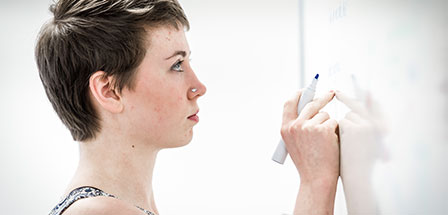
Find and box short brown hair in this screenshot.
[35,0,189,141]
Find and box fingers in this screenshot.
[308,111,330,125]
[282,90,302,125]
[334,90,354,107]
[335,90,367,117]
[298,91,335,121]
[322,118,338,132]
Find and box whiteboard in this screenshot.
[300,0,448,214]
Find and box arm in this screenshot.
[294,177,338,214]
[281,90,339,215]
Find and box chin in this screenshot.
[165,130,193,148]
[165,140,191,148]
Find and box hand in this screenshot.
[335,90,386,214]
[336,90,388,169]
[281,90,339,184]
[281,90,340,214]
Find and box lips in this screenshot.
[188,110,199,122]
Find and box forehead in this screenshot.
[145,26,189,57]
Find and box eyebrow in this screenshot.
[165,50,191,60]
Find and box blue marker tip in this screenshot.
[315,74,319,79]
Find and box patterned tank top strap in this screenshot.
[48,186,154,215]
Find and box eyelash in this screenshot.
[171,60,184,72]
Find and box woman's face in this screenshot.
[120,26,206,149]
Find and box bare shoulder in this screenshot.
[63,196,144,215]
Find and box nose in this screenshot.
[188,72,206,100]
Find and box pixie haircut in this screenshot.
[35,0,189,141]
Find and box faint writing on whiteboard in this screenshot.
[328,63,341,77]
[330,0,347,23]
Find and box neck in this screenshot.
[67,132,160,214]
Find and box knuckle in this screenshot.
[301,122,314,133]
[296,120,306,130]
[323,120,337,132]
[281,122,299,135]
[280,125,289,136]
[288,124,298,134]
[315,125,326,134]
[289,122,303,135]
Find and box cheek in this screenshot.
[151,87,185,123]
[131,73,186,126]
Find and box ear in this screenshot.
[89,71,123,113]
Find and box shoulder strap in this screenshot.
[49,186,154,215]
[49,186,115,215]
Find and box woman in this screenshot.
[35,0,340,214]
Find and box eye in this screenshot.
[171,60,184,72]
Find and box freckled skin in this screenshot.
[118,26,206,149]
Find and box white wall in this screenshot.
[0,0,311,214]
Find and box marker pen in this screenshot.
[272,74,319,164]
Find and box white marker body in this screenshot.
[272,77,318,164]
